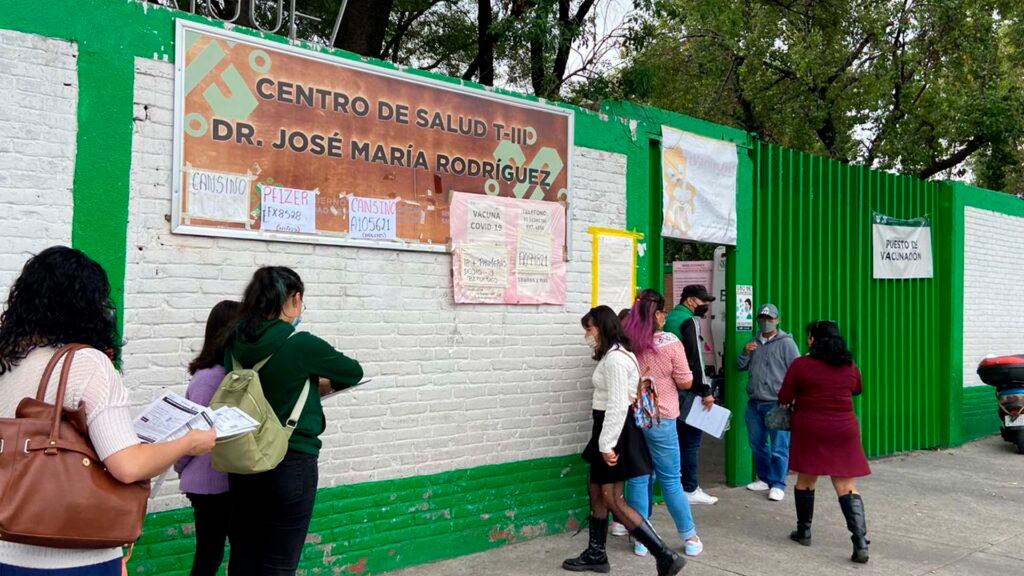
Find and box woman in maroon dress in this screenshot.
[778,321,870,564]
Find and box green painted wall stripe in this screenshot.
[71,49,135,331]
[133,453,589,575]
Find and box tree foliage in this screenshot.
[590,0,1024,191]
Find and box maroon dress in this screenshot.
[778,356,871,478]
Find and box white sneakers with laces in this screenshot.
[686,487,719,505]
[610,521,628,536]
[746,480,770,492]
[768,487,786,502]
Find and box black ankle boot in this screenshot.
[839,493,870,564]
[629,519,686,576]
[562,516,611,573]
[789,488,814,546]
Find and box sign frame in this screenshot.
[171,20,574,254]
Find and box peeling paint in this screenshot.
[346,557,369,575]
[487,525,516,544]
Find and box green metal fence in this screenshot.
[752,142,949,457]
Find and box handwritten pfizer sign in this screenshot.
[872,213,933,279]
[187,168,250,222]
[348,196,398,240]
[261,185,317,233]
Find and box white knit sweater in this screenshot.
[591,345,639,453]
[0,346,139,569]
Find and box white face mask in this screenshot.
[585,334,598,350]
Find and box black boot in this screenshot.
[562,516,611,573]
[789,488,814,546]
[839,493,870,564]
[629,519,686,576]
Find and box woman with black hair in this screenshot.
[563,306,685,576]
[225,266,364,575]
[778,321,871,564]
[0,246,216,575]
[175,300,241,576]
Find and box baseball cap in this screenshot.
[680,284,716,303]
[758,303,780,319]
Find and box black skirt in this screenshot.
[582,408,653,485]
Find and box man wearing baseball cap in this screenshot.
[664,284,719,505]
[737,303,801,502]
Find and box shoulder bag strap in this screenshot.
[44,344,88,453]
[35,344,87,401]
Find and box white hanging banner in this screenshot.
[872,213,933,279]
[661,126,738,245]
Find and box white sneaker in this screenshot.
[768,488,786,501]
[684,537,704,557]
[610,521,628,536]
[746,480,770,492]
[633,540,649,556]
[686,487,719,505]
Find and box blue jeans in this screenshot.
[745,400,791,489]
[626,418,698,540]
[0,559,121,575]
[677,420,703,493]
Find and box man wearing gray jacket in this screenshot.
[737,303,801,502]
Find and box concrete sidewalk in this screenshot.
[393,437,1023,575]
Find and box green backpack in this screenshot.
[210,345,309,474]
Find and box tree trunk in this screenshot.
[476,0,495,85]
[333,0,396,58]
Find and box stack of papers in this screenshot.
[684,400,732,439]
[134,392,259,443]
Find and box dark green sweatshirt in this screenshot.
[224,320,363,456]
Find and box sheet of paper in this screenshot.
[321,379,373,401]
[261,185,317,233]
[348,196,398,240]
[210,406,260,438]
[134,392,208,444]
[684,400,731,439]
[186,168,251,222]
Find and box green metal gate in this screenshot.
[752,143,949,457]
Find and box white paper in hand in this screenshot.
[684,400,731,439]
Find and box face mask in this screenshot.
[693,304,709,317]
[760,319,778,333]
[585,334,598,350]
[291,315,302,329]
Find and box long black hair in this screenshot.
[581,305,629,361]
[189,300,241,375]
[0,246,120,374]
[807,320,853,367]
[234,266,304,341]
[624,289,665,357]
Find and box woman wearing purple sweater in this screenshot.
[175,300,241,576]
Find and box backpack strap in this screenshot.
[230,330,300,373]
[285,382,310,429]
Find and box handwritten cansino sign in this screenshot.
[172,21,573,251]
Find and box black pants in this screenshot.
[677,419,704,493]
[228,451,318,576]
[187,492,232,576]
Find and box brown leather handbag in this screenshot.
[0,344,151,548]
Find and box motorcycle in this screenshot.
[977,354,1024,454]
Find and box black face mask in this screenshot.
[693,304,709,317]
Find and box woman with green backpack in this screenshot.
[223,266,363,575]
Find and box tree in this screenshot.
[593,0,1024,190]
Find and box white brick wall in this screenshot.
[128,58,629,510]
[0,30,77,293]
[963,206,1024,387]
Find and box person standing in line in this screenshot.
[623,290,704,558]
[563,306,685,576]
[663,285,719,505]
[175,300,241,576]
[225,267,364,575]
[737,303,800,502]
[611,306,641,538]
[0,246,216,575]
[779,321,871,563]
